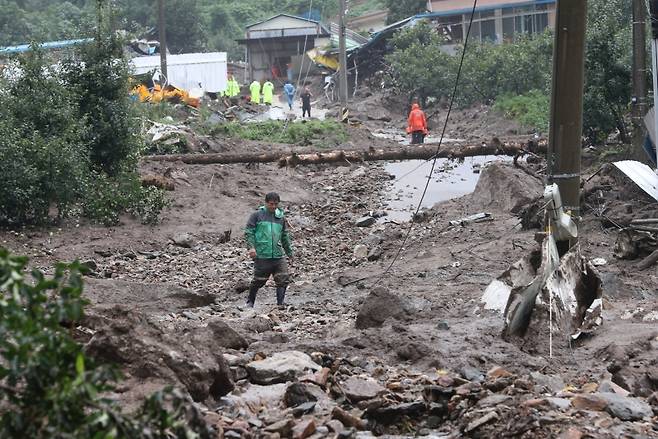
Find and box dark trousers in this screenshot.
[411,131,425,144]
[247,258,289,305]
[302,105,311,118]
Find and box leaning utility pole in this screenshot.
[158,0,168,82]
[338,0,349,121]
[547,0,588,227]
[632,0,648,157]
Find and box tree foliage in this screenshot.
[386,0,636,143]
[385,0,426,24]
[0,3,167,226]
[0,247,213,438]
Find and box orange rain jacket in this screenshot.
[406,103,428,134]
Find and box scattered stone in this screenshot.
[365,401,426,422]
[265,419,295,436]
[325,419,345,433]
[366,246,382,261]
[332,407,367,430]
[246,351,321,385]
[206,318,249,349]
[487,366,513,379]
[598,379,630,397]
[530,372,566,393]
[464,411,499,433]
[571,394,607,412]
[545,397,571,411]
[355,287,411,329]
[172,233,194,248]
[341,376,385,402]
[292,419,316,439]
[355,216,376,227]
[558,428,584,439]
[353,244,368,260]
[598,392,653,421]
[436,321,450,331]
[285,382,318,407]
[477,394,512,408]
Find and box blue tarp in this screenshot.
[0,38,93,55]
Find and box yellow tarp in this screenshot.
[306,48,339,71]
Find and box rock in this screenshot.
[355,287,419,329]
[172,233,194,248]
[599,379,630,397]
[293,402,317,417]
[545,397,571,410]
[355,216,376,227]
[598,393,653,421]
[341,376,385,402]
[293,419,316,439]
[530,372,566,393]
[487,366,514,379]
[85,305,233,402]
[477,394,512,408]
[332,407,367,430]
[265,419,295,436]
[81,259,98,272]
[571,394,607,412]
[205,318,249,349]
[364,401,426,422]
[301,368,331,388]
[325,420,345,433]
[395,342,429,362]
[366,109,392,122]
[558,428,584,439]
[471,162,543,213]
[436,321,450,331]
[246,351,321,385]
[353,245,368,260]
[285,382,318,407]
[366,247,382,261]
[464,411,498,433]
[460,366,484,382]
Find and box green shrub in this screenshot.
[213,120,348,146]
[494,90,550,133]
[0,247,212,438]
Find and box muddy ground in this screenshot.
[2,89,657,438]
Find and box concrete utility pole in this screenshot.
[649,0,658,168]
[632,0,648,157]
[338,0,349,120]
[158,0,168,82]
[547,0,587,225]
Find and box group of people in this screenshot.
[225,75,313,117]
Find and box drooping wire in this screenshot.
[369,0,480,287]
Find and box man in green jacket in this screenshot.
[244,192,293,308]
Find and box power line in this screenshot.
[369,0,480,288]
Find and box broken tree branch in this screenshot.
[143,142,546,167]
[636,249,658,270]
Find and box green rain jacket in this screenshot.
[245,207,293,259]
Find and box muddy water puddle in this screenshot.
[382,156,512,222]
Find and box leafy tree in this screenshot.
[0,247,213,438]
[385,0,426,24]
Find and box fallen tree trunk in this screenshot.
[143,141,546,167]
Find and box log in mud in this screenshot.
[143,141,546,167]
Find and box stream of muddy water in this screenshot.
[383,156,513,221]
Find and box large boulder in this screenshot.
[84,305,234,402]
[355,287,430,329]
[246,351,321,385]
[470,162,543,213]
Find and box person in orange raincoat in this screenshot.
[406,103,428,144]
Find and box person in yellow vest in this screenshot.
[225,75,240,98]
[262,79,274,105]
[250,80,261,104]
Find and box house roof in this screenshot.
[246,13,323,29]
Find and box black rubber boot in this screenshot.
[246,286,259,307]
[276,286,287,306]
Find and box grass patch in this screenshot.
[212,120,348,147]
[494,90,550,133]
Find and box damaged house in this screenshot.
[238,14,331,82]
